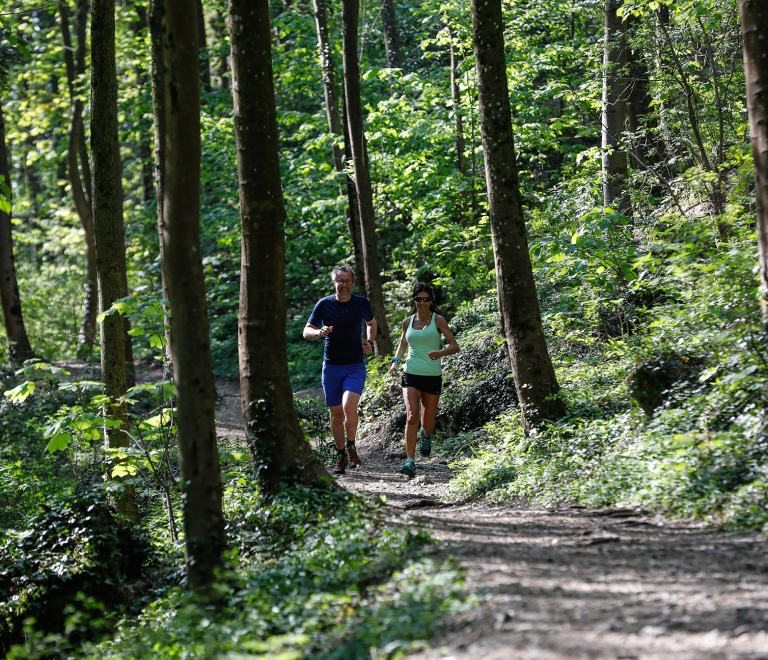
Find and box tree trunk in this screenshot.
[470,0,566,434]
[380,0,401,68]
[312,0,366,292]
[0,105,35,365]
[602,0,631,215]
[91,0,135,519]
[196,0,212,95]
[625,16,657,169]
[58,3,99,354]
[209,10,229,89]
[341,0,393,354]
[228,0,330,491]
[162,0,225,590]
[740,0,768,329]
[149,0,172,357]
[449,25,467,176]
[113,82,136,388]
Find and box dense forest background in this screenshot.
[1,0,767,656]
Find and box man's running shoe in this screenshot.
[419,429,432,458]
[332,453,348,476]
[347,443,361,469]
[399,457,416,477]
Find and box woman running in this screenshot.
[389,283,460,476]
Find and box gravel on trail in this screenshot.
[217,381,768,659]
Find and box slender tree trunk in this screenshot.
[312,0,366,292]
[471,0,566,434]
[149,0,172,357]
[162,0,225,590]
[380,0,401,68]
[196,0,212,95]
[625,16,657,169]
[113,83,136,388]
[91,0,135,519]
[602,0,631,214]
[58,4,99,353]
[228,0,330,491]
[210,10,229,89]
[0,105,35,364]
[449,25,467,176]
[76,0,92,204]
[740,0,768,329]
[341,0,393,354]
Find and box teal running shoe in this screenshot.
[419,429,432,458]
[399,457,416,477]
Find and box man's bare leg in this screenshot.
[342,391,361,443]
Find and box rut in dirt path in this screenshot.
[214,381,768,660]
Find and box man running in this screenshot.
[304,264,377,476]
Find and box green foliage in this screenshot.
[8,487,468,660]
[0,488,156,653]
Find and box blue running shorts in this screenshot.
[321,362,367,407]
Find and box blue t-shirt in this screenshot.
[307,294,374,365]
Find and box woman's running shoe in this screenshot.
[399,457,416,477]
[419,429,432,457]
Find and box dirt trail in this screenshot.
[209,382,768,659]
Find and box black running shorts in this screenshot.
[401,372,442,396]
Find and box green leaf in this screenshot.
[45,432,72,453]
[127,327,145,336]
[4,381,35,404]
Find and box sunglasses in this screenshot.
[413,296,433,303]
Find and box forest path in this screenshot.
[210,380,768,659]
[45,366,768,658]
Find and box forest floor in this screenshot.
[208,379,768,660]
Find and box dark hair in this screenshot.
[412,282,443,315]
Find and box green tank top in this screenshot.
[404,313,442,376]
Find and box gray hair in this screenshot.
[331,264,355,281]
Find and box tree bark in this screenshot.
[228,0,330,491]
[625,16,657,168]
[448,25,467,176]
[601,0,631,214]
[196,0,212,95]
[740,0,768,329]
[113,81,136,388]
[149,0,172,357]
[162,0,225,590]
[470,0,566,434]
[312,0,366,292]
[58,3,98,353]
[91,0,135,519]
[209,10,229,89]
[380,0,401,68]
[0,104,35,364]
[341,0,393,354]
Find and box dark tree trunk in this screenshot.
[470,0,566,434]
[196,0,212,95]
[602,0,631,214]
[740,0,768,329]
[161,0,225,590]
[228,0,330,491]
[380,0,401,68]
[341,0,393,354]
[625,16,657,168]
[58,3,98,353]
[0,105,35,364]
[312,0,366,292]
[91,0,135,519]
[449,25,467,176]
[209,10,229,89]
[113,83,136,388]
[149,0,172,356]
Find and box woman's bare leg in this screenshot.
[420,392,440,439]
[403,387,422,459]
